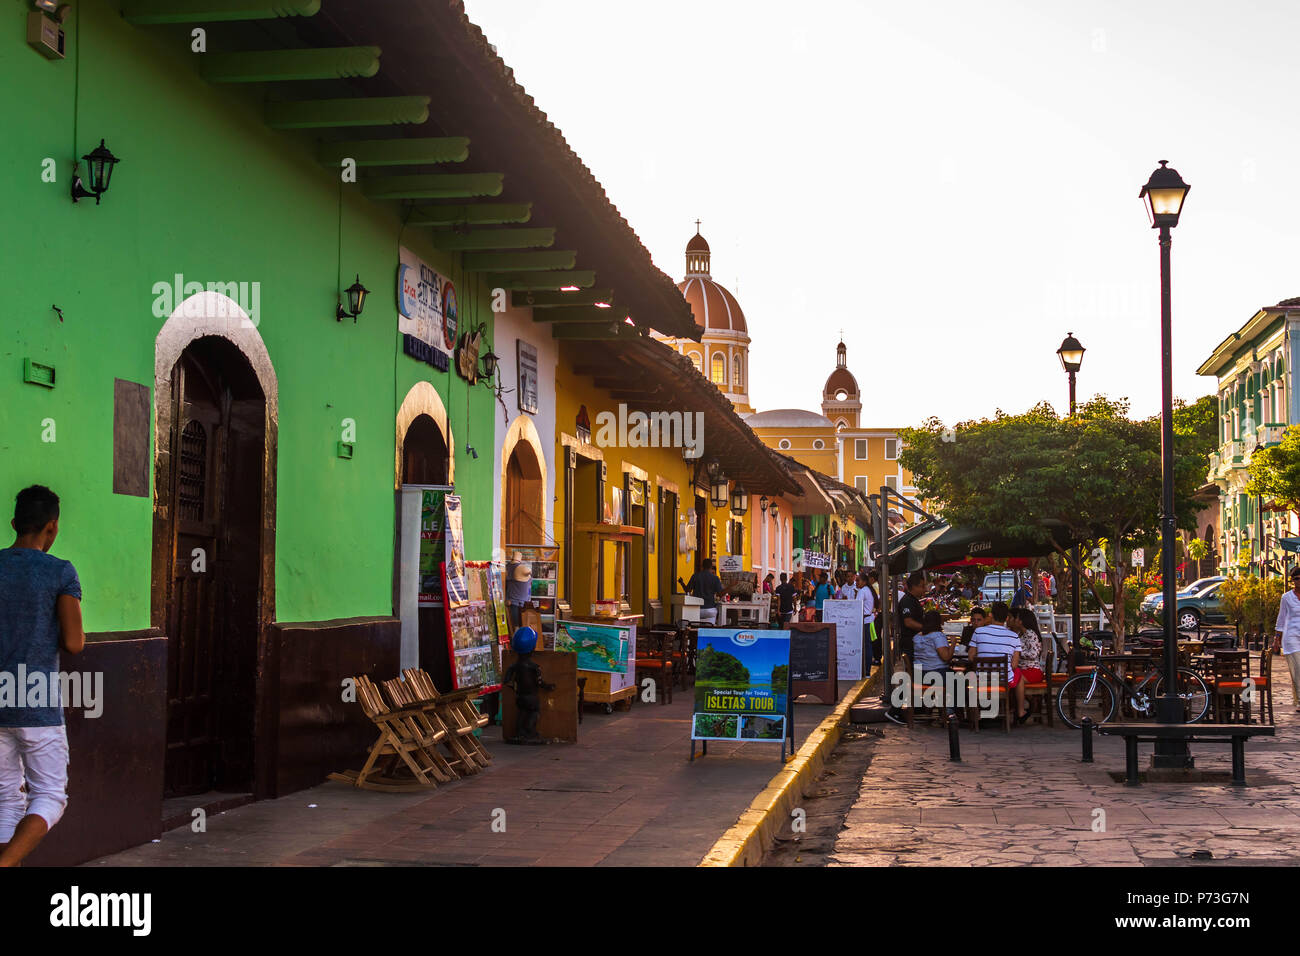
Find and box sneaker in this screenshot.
[884,708,907,725]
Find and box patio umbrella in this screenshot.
[1278,537,1300,554]
[886,521,1059,573]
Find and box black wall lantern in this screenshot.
[709,472,729,509]
[730,482,749,516]
[479,344,500,383]
[759,495,769,514]
[71,139,120,204]
[336,274,369,322]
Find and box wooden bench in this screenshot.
[1095,722,1275,787]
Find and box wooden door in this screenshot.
[163,338,264,796]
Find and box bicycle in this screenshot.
[1056,652,1209,729]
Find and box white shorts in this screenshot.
[0,725,70,841]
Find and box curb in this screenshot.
[698,669,882,867]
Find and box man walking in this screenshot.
[1273,567,1300,713]
[773,572,797,628]
[0,486,85,867]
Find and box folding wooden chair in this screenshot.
[382,676,484,776]
[327,675,457,791]
[401,668,493,767]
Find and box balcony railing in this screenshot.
[1258,423,1287,447]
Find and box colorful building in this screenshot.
[1197,296,1300,575]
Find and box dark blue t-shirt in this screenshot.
[0,547,81,727]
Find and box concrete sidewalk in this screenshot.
[87,693,832,867]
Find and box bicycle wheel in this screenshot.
[1057,674,1117,729]
[1153,667,1210,723]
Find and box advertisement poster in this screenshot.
[397,246,456,367]
[554,620,629,674]
[418,489,447,605]
[822,598,865,681]
[487,562,509,643]
[647,501,656,554]
[444,493,467,607]
[444,560,501,692]
[792,548,831,572]
[692,628,791,741]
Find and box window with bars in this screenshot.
[178,420,207,521]
[884,438,900,460]
[855,438,867,460]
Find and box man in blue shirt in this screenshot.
[0,486,85,867]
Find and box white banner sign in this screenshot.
[822,598,865,681]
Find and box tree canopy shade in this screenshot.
[1246,426,1300,511]
[898,395,1216,639]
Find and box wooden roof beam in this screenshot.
[362,173,503,200]
[316,137,470,167]
[407,203,531,226]
[266,96,429,129]
[123,0,319,23]
[201,46,380,83]
[487,271,595,291]
[464,251,576,272]
[430,227,555,251]
[513,289,613,308]
[531,305,622,323]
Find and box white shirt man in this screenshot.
[839,579,859,601]
[1273,569,1300,711]
[968,608,1022,683]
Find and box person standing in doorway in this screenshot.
[0,486,85,867]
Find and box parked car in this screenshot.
[978,571,1018,605]
[1140,579,1227,630]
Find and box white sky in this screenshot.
[464,0,1300,427]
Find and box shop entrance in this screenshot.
[155,336,265,798]
[657,489,676,606]
[505,441,544,545]
[400,413,452,688]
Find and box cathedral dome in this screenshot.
[677,228,747,334]
[822,341,859,401]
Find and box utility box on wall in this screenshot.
[28,10,66,60]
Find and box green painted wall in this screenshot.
[1,1,496,630]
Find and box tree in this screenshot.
[900,396,1210,647]
[696,645,749,684]
[1246,426,1300,510]
[770,664,789,688]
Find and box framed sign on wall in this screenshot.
[517,340,539,415]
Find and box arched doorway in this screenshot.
[154,335,266,797]
[402,414,449,485]
[394,384,455,688]
[504,441,544,545]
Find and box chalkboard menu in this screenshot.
[790,628,830,681]
[789,623,838,704]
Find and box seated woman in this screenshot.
[913,610,954,675]
[1006,607,1046,724]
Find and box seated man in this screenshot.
[684,558,723,625]
[967,601,1022,722]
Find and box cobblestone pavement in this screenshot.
[781,654,1300,867]
[87,693,829,867]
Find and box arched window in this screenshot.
[711,352,726,385]
[688,351,702,372]
[733,354,743,389]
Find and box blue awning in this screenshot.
[1278,537,1300,553]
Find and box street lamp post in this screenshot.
[1057,333,1086,652]
[1140,160,1192,767]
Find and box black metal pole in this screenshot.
[1069,370,1081,654]
[1154,224,1191,766]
